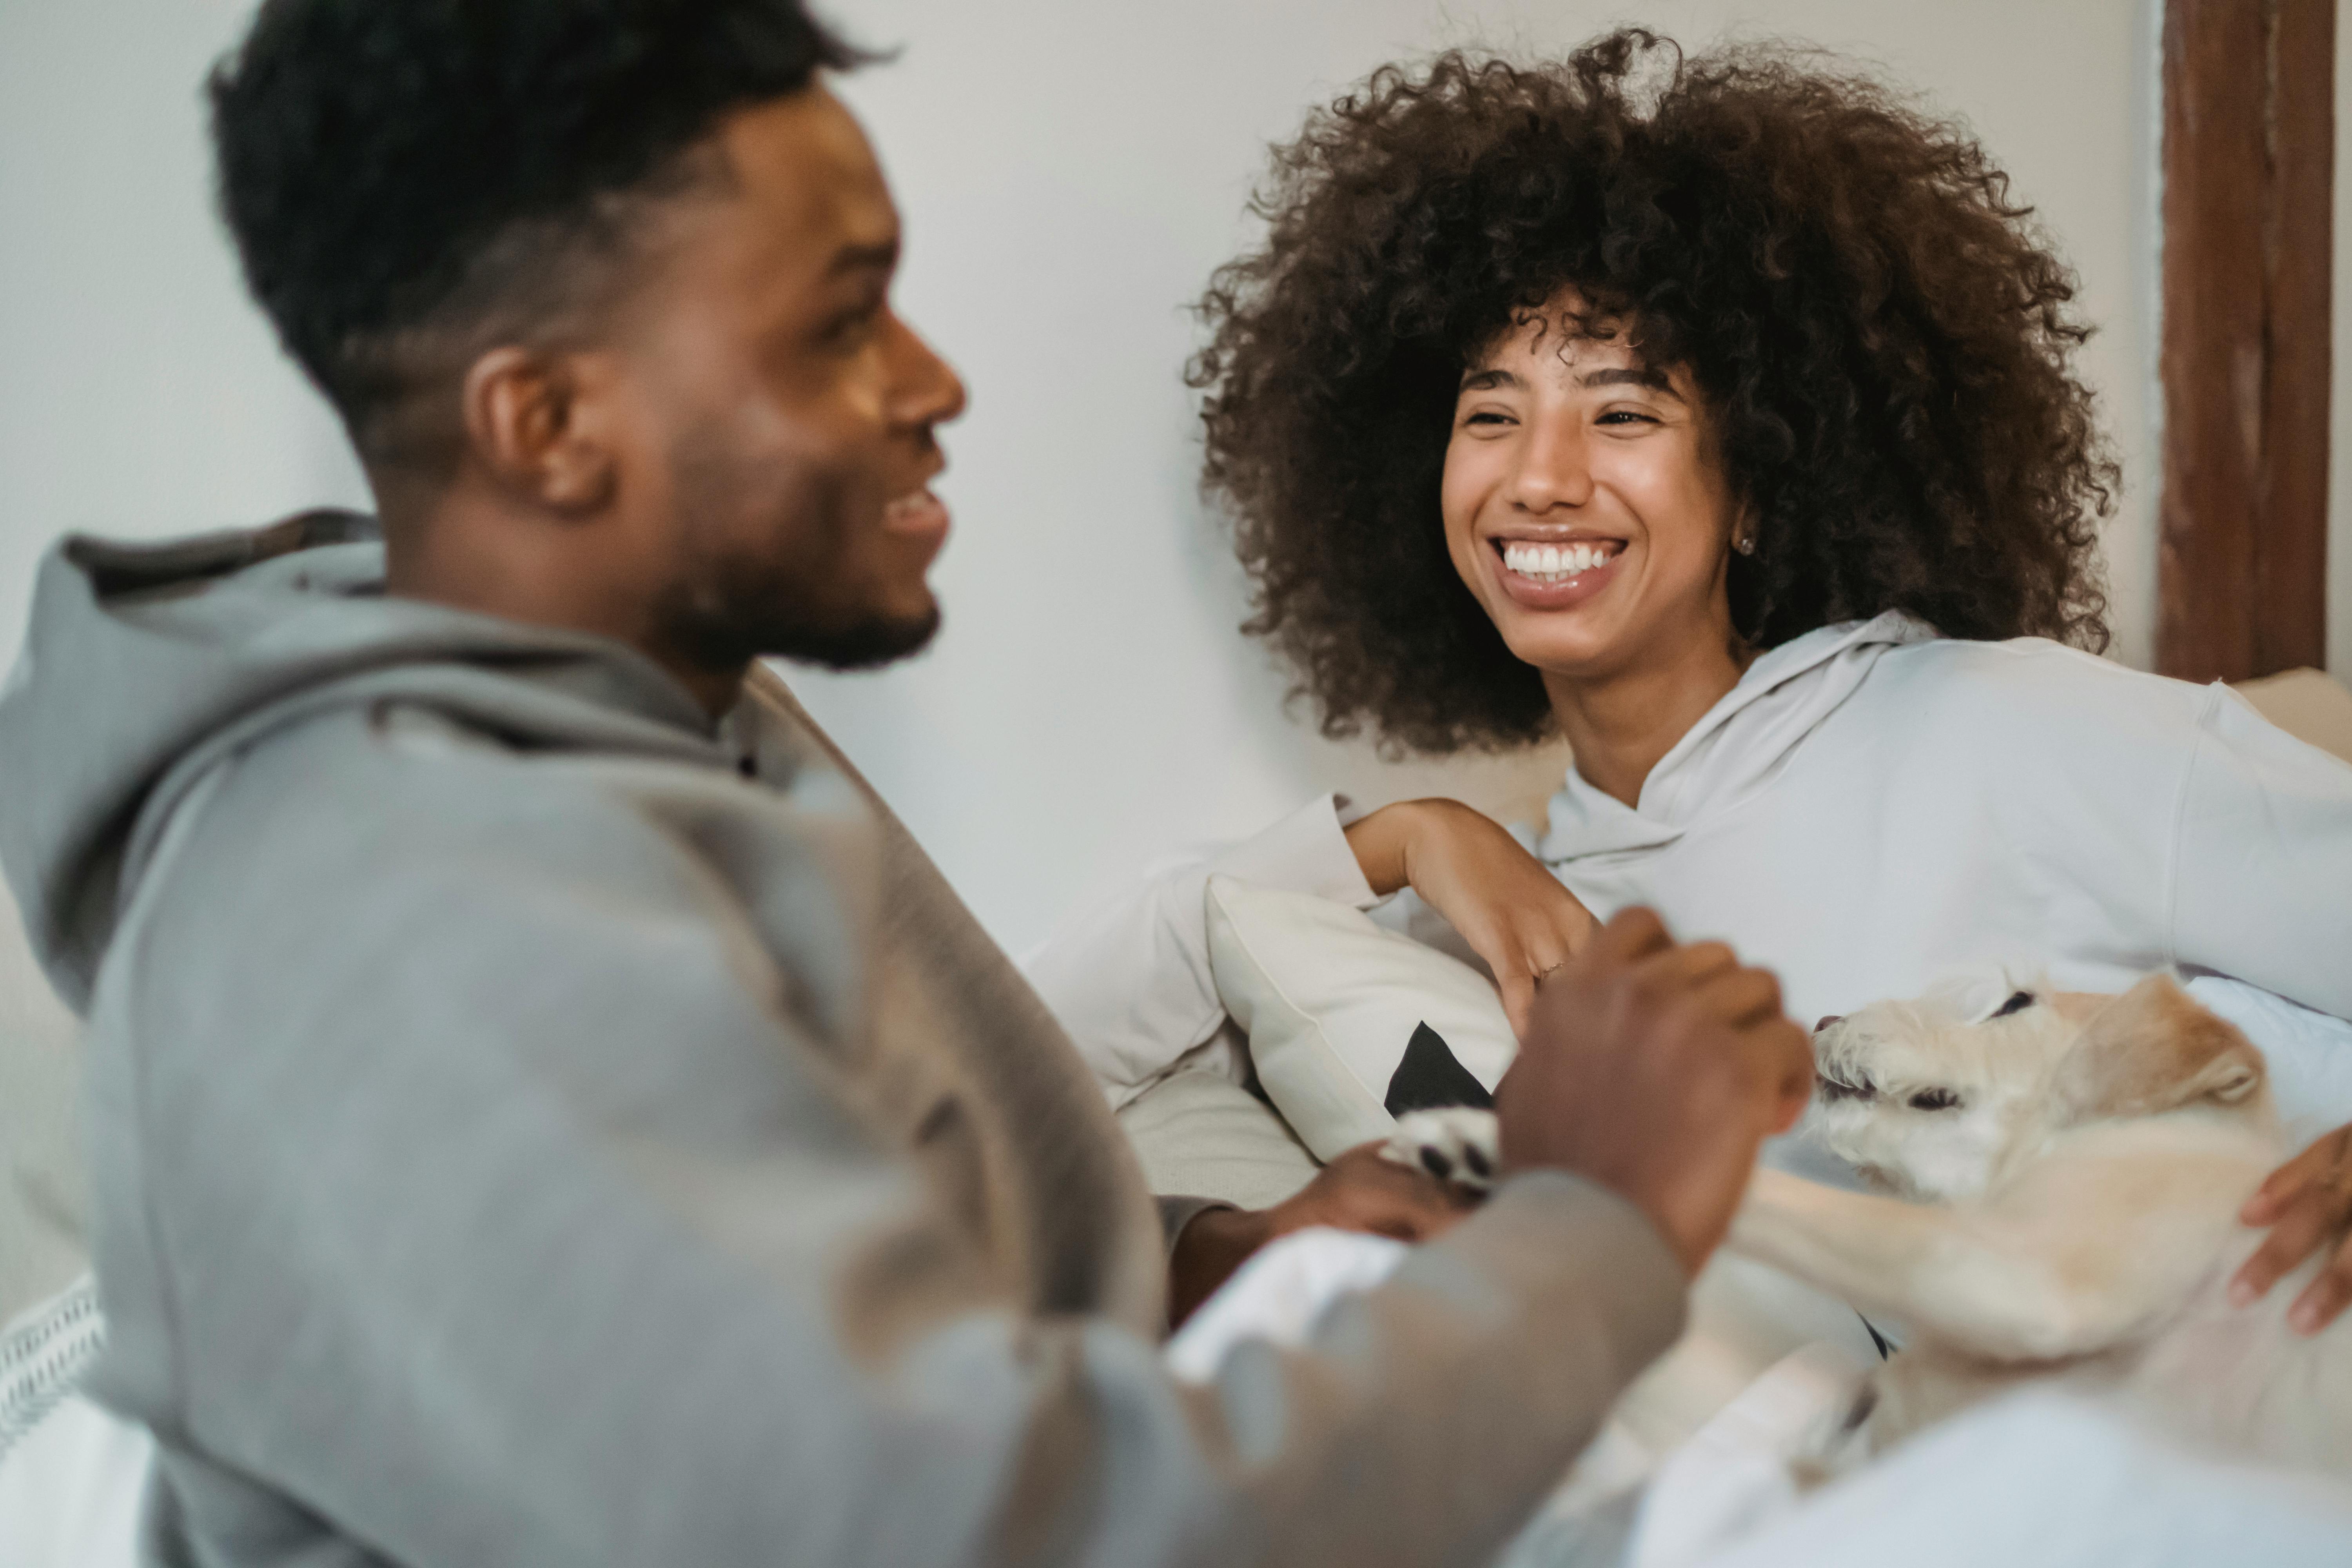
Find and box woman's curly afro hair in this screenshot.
[1192,30,2117,754]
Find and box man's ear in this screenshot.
[459,345,616,514]
[2053,974,2264,1122]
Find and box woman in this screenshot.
[1026,33,2352,1328]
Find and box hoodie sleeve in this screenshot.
[85,730,1685,1568]
[1020,795,1380,1102]
[2167,686,2352,1021]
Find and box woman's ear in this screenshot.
[458,345,616,515]
[2053,974,2264,1123]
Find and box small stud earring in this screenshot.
[1734,532,1757,556]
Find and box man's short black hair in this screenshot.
[210,0,869,469]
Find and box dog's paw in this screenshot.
[1789,1372,1883,1489]
[1383,1107,1501,1193]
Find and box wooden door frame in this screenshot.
[2158,0,2334,681]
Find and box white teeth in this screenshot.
[883,490,931,520]
[1502,541,1615,581]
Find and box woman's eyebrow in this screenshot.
[1459,367,1524,392]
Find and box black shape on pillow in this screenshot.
[1385,1022,1495,1116]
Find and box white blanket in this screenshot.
[1170,1224,2352,1567]
[0,1278,142,1568]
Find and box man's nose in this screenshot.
[889,315,967,430]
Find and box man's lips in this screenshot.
[881,486,950,548]
[1488,534,1624,610]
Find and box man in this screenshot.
[0,2,1811,1563]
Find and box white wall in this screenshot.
[0,2,370,643]
[0,0,2158,955]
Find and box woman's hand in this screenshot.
[1166,1144,1474,1326]
[1346,798,1597,1036]
[2233,1122,2352,1334]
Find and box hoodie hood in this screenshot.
[0,513,724,1012]
[1537,610,1937,862]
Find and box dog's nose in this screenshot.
[1815,1014,1844,1034]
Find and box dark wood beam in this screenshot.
[2158,0,2333,681]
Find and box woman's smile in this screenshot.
[1490,534,1628,610]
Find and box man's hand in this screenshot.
[1167,1145,1474,1327]
[1494,907,1812,1276]
[2232,1122,2352,1334]
[1346,799,1598,1036]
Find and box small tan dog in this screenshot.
[1388,972,2352,1477]
[1731,973,2352,1477]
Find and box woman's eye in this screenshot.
[1595,410,1657,426]
[1992,991,2035,1018]
[1462,410,1513,427]
[1907,1088,1962,1112]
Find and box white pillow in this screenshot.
[1203,875,1517,1160]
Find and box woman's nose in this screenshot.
[1508,423,1593,512]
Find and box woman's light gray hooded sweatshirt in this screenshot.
[0,517,1684,1568]
[1036,615,2352,1114]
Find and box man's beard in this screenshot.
[659,429,942,675]
[654,555,946,672]
[770,604,941,670]
[653,551,942,673]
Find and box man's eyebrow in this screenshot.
[1459,367,1524,392]
[1577,366,1677,395]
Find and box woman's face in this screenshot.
[1441,307,1739,683]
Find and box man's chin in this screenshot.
[769,605,943,671]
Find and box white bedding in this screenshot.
[1170,1224,2352,1568]
[1687,1389,2352,1568]
[0,1278,140,1568]
[0,1390,147,1568]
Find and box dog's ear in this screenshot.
[2053,975,2264,1122]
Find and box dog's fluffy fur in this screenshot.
[1740,973,2351,1475]
[1389,972,2352,1477]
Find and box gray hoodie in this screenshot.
[0,516,1685,1568]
